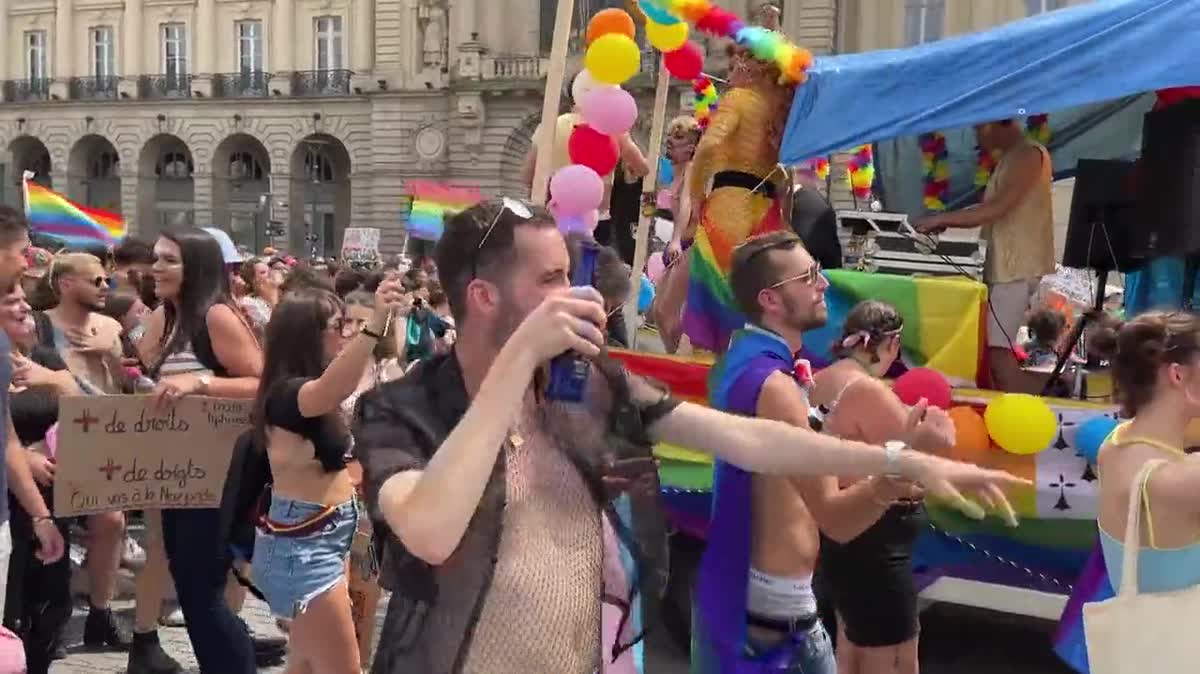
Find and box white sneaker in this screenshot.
[158,606,186,627]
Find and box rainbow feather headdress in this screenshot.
[406,180,482,241]
[23,173,125,247]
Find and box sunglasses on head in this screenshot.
[471,197,534,280]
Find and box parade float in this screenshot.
[530,0,1199,671]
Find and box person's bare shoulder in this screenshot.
[88,313,125,347]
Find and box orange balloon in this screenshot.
[947,406,992,465]
[586,8,636,46]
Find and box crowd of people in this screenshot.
[0,109,1183,674]
[0,214,456,673]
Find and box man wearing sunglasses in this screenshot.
[355,199,1028,674]
[41,252,135,653]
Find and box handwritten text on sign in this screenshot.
[54,395,252,517]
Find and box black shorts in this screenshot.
[819,502,925,647]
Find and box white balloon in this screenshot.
[571,70,616,107]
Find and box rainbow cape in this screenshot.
[693,327,809,673]
[405,180,481,241]
[1052,543,1114,674]
[24,179,125,247]
[682,211,781,353]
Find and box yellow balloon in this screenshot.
[585,33,641,85]
[984,393,1057,455]
[646,19,689,52]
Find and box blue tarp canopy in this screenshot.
[780,0,1200,164]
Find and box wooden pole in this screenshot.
[624,57,671,345]
[530,0,577,205]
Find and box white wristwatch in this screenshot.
[883,440,906,477]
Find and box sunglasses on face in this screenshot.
[81,275,109,289]
[769,261,824,289]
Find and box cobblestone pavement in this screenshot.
[49,591,386,673]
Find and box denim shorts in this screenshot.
[251,496,358,619]
[744,619,837,674]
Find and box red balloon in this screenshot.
[567,124,619,176]
[664,42,705,81]
[892,367,953,410]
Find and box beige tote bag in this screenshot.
[1083,459,1200,674]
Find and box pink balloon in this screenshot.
[552,203,600,235]
[646,252,666,285]
[549,164,604,216]
[580,87,638,136]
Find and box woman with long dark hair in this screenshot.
[238,256,281,338]
[135,228,262,674]
[251,280,403,672]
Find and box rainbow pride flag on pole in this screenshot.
[23,174,125,247]
[405,180,481,241]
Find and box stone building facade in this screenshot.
[0,0,841,254]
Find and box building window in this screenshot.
[25,31,47,81]
[237,20,263,73]
[162,23,188,78]
[90,152,119,179]
[229,151,264,180]
[90,26,115,78]
[157,151,193,179]
[1025,0,1066,14]
[904,0,944,46]
[314,16,343,71]
[304,150,334,182]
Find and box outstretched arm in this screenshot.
[644,383,1022,523]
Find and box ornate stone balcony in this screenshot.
[68,76,120,101]
[2,79,51,103]
[137,74,193,99]
[213,71,271,98]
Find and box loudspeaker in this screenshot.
[1136,99,1200,258]
[1063,159,1141,272]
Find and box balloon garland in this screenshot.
[919,131,949,212]
[552,1,816,233]
[547,10,646,233]
[845,144,875,200]
[638,0,814,86]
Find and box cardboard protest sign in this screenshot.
[341,227,381,265]
[53,395,252,517]
[348,516,381,667]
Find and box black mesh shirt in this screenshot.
[354,351,678,674]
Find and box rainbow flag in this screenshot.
[804,270,987,385]
[405,180,481,241]
[681,207,782,353]
[24,179,125,247]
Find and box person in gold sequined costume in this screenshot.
[682,40,797,353]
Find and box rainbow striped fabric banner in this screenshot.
[24,179,125,247]
[804,270,987,384]
[405,180,481,241]
[610,348,1110,673]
